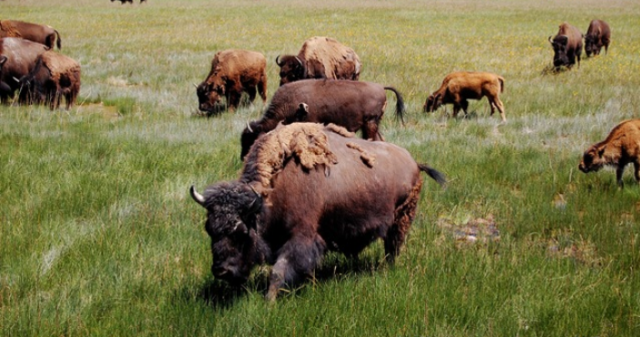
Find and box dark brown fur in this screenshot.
[276,36,361,86]
[584,19,611,57]
[549,22,583,69]
[424,71,506,122]
[0,20,61,49]
[191,123,445,300]
[18,50,81,109]
[240,79,405,159]
[0,37,48,103]
[196,49,267,113]
[579,119,640,187]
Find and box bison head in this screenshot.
[549,35,570,68]
[240,121,263,160]
[423,93,442,113]
[276,55,305,86]
[190,183,263,284]
[578,145,606,174]
[584,34,600,57]
[196,80,224,113]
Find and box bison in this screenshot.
[190,123,445,300]
[549,22,583,69]
[196,49,267,113]
[240,79,405,159]
[111,0,146,3]
[584,19,611,57]
[579,119,640,187]
[0,20,61,50]
[0,37,49,103]
[424,71,506,122]
[18,50,81,110]
[276,36,361,86]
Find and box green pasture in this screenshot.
[1,0,640,336]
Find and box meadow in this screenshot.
[1,0,640,335]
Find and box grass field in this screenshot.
[2,0,640,336]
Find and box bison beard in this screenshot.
[191,123,445,301]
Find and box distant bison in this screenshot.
[549,22,583,69]
[111,0,146,3]
[276,36,361,86]
[240,79,405,159]
[0,37,49,103]
[191,123,445,300]
[579,119,640,187]
[18,50,81,109]
[0,20,62,50]
[584,19,611,57]
[196,49,267,113]
[424,71,506,122]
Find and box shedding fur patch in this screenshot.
[346,142,376,167]
[242,123,354,191]
[0,21,22,38]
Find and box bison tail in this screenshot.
[498,77,505,93]
[55,30,62,50]
[418,163,446,187]
[383,86,406,125]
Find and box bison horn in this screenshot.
[192,83,198,89]
[294,56,303,67]
[189,185,206,207]
[246,122,253,133]
[275,55,282,66]
[548,36,553,44]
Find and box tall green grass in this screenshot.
[1,0,640,336]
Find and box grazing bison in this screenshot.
[584,19,611,57]
[111,0,146,3]
[424,71,506,122]
[549,22,583,69]
[196,49,267,113]
[240,79,405,159]
[18,50,81,109]
[0,37,48,103]
[579,119,640,187]
[0,20,61,50]
[276,36,361,86]
[191,123,446,300]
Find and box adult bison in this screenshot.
[276,36,361,86]
[196,49,267,113]
[549,22,583,69]
[0,20,61,50]
[191,123,445,300]
[240,79,405,159]
[111,0,146,3]
[584,19,611,57]
[18,50,81,110]
[579,119,640,187]
[0,37,48,103]
[424,71,506,122]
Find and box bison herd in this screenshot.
[1,15,625,301]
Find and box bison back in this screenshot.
[298,37,361,80]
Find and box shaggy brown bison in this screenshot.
[111,0,146,3]
[191,123,445,300]
[276,36,361,86]
[18,50,81,109]
[549,22,583,69]
[240,79,405,159]
[579,119,640,187]
[196,49,267,113]
[0,37,48,103]
[424,71,506,122]
[0,20,61,50]
[584,19,611,57]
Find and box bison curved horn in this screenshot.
[245,184,263,216]
[294,56,304,68]
[246,122,253,133]
[275,55,282,66]
[192,83,199,89]
[190,185,206,207]
[548,36,553,44]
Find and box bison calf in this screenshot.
[579,119,640,187]
[19,50,81,110]
[191,123,445,301]
[424,71,506,122]
[196,49,267,113]
[584,19,611,57]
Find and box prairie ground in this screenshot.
[1,0,640,336]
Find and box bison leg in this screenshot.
[385,180,422,264]
[226,89,242,112]
[266,234,325,301]
[634,162,640,184]
[257,75,267,104]
[460,100,469,117]
[489,97,507,122]
[616,164,626,187]
[362,119,383,141]
[246,86,257,104]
